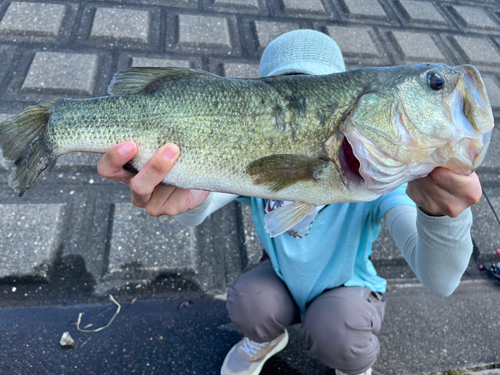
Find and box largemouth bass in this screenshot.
[0,64,494,237]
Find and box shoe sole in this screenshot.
[221,330,289,375]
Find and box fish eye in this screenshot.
[428,71,445,90]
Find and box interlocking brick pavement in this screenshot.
[131,57,191,68]
[0,2,67,38]
[223,62,259,78]
[214,0,260,10]
[281,0,327,16]
[177,14,232,50]
[342,0,389,20]
[22,52,99,95]
[451,35,500,67]
[0,203,65,279]
[326,26,380,58]
[451,5,499,31]
[0,113,12,170]
[253,20,300,50]
[471,187,500,264]
[484,76,500,110]
[106,204,199,283]
[90,7,151,44]
[0,0,498,293]
[54,152,102,168]
[389,30,447,63]
[394,0,448,27]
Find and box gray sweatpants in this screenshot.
[226,256,386,375]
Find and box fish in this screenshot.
[0,64,494,237]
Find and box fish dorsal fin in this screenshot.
[265,202,317,237]
[246,154,328,192]
[107,67,219,96]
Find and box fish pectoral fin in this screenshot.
[265,202,316,238]
[108,67,219,96]
[246,154,327,192]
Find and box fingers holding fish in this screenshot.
[97,141,138,183]
[406,167,482,218]
[144,188,210,217]
[430,168,482,205]
[137,184,176,217]
[129,144,179,207]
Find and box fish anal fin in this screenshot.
[107,67,219,96]
[265,202,316,237]
[246,154,327,192]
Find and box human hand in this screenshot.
[406,167,482,218]
[97,141,210,216]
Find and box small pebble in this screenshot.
[60,332,75,347]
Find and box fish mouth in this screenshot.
[339,135,388,198]
[341,136,362,179]
[420,65,494,175]
[450,65,494,171]
[343,64,494,195]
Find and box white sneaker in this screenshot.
[335,368,372,375]
[221,330,289,375]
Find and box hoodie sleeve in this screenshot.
[385,205,473,296]
[173,192,238,227]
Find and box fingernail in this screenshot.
[118,142,135,156]
[163,144,179,160]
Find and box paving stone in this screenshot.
[282,0,326,15]
[253,21,300,50]
[451,36,500,66]
[21,52,98,96]
[0,2,66,37]
[326,26,379,58]
[396,0,447,26]
[177,14,231,50]
[451,5,499,30]
[390,31,446,62]
[470,188,500,263]
[239,204,263,270]
[342,0,388,20]
[0,204,66,279]
[132,57,191,68]
[0,150,9,170]
[478,127,500,169]
[213,0,259,10]
[106,203,199,282]
[223,62,259,78]
[90,7,150,44]
[54,153,102,168]
[483,76,500,110]
[0,114,14,170]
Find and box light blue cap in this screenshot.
[259,29,346,78]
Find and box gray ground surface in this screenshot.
[0,0,500,374]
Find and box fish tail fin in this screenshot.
[0,100,62,196]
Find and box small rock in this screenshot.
[60,332,75,347]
